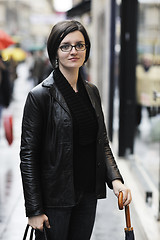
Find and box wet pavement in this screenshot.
[0,62,159,239]
[0,63,32,239]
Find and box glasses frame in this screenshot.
[59,43,87,52]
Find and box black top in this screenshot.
[54,68,98,193]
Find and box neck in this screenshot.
[59,66,79,92]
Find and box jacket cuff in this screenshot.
[26,208,44,218]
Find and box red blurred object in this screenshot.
[0,29,15,50]
[3,114,13,145]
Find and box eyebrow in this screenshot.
[60,41,85,45]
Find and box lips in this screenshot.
[68,57,79,61]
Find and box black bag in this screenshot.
[23,224,48,240]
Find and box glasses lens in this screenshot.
[76,43,86,51]
[60,44,71,52]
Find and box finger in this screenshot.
[115,192,119,198]
[121,190,127,202]
[126,190,132,202]
[38,223,44,232]
[45,219,51,228]
[35,222,44,232]
[123,191,132,206]
[124,199,130,206]
[114,189,121,197]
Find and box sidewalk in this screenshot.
[111,134,160,240]
[0,63,32,239]
[0,62,159,239]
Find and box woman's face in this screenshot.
[57,30,86,72]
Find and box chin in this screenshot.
[69,63,83,68]
[60,62,84,71]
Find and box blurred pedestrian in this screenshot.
[0,54,11,125]
[32,50,46,85]
[42,58,53,79]
[136,54,159,129]
[20,20,132,240]
[8,56,18,95]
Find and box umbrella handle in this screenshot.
[118,192,131,228]
[118,191,123,210]
[125,205,131,228]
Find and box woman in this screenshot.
[20,20,132,240]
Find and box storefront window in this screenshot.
[135,1,160,192]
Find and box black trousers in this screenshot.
[35,192,97,240]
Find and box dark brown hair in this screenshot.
[47,20,91,69]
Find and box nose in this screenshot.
[70,46,77,54]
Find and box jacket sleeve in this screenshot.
[103,122,124,189]
[20,90,44,217]
[93,85,124,189]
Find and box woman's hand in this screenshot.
[28,214,51,232]
[112,179,132,206]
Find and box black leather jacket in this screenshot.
[20,72,123,217]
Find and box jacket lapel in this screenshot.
[84,81,100,118]
[42,72,71,116]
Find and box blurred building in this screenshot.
[0,0,66,50]
[0,0,30,37]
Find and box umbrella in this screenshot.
[1,47,26,62]
[0,29,15,50]
[118,192,135,240]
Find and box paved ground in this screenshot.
[0,63,31,239]
[0,62,159,239]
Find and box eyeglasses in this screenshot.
[59,43,87,52]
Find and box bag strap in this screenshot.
[23,223,48,240]
[23,224,30,240]
[30,227,34,240]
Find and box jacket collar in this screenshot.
[42,71,54,87]
[42,70,98,117]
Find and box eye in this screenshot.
[76,43,85,50]
[60,44,71,51]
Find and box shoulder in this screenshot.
[30,82,44,96]
[25,73,54,108]
[29,72,54,98]
[84,80,101,99]
[84,80,97,90]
